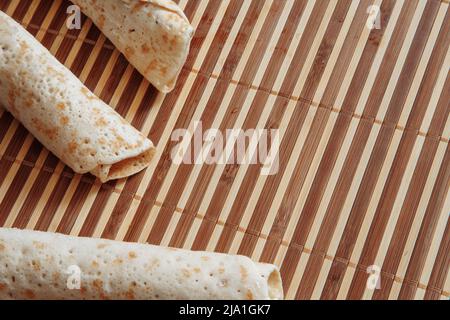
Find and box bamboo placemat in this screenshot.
[0,0,449,300]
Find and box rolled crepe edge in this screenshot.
[91,144,156,183]
[255,263,284,300]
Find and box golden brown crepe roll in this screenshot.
[0,10,155,183]
[71,0,194,93]
[0,228,284,300]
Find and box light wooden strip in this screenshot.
[311,259,333,300]
[414,287,426,300]
[286,251,309,300]
[0,121,19,155]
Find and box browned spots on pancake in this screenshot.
[100,293,109,300]
[125,47,135,59]
[24,290,35,299]
[160,66,168,76]
[33,241,45,249]
[98,137,107,145]
[240,266,248,282]
[97,243,109,249]
[125,289,135,300]
[201,256,210,262]
[56,103,65,110]
[91,261,99,268]
[95,117,108,127]
[218,267,225,274]
[31,260,41,271]
[141,43,150,53]
[147,258,160,271]
[68,141,78,154]
[0,243,4,251]
[193,267,201,273]
[145,59,158,74]
[98,15,106,28]
[0,283,5,291]
[162,34,169,43]
[46,66,65,78]
[181,269,191,278]
[60,116,69,125]
[128,251,137,259]
[20,41,29,54]
[80,286,87,295]
[8,89,16,107]
[92,279,103,290]
[246,290,254,300]
[31,118,58,140]
[24,97,34,108]
[52,272,60,284]
[132,2,146,13]
[113,258,123,265]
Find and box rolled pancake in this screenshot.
[0,11,155,183]
[0,228,284,300]
[71,0,194,93]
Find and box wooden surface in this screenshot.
[0,0,449,300]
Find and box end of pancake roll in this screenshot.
[255,263,284,300]
[71,0,195,93]
[91,145,156,183]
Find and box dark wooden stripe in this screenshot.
[0,0,12,11]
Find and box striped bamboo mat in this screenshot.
[0,0,449,300]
